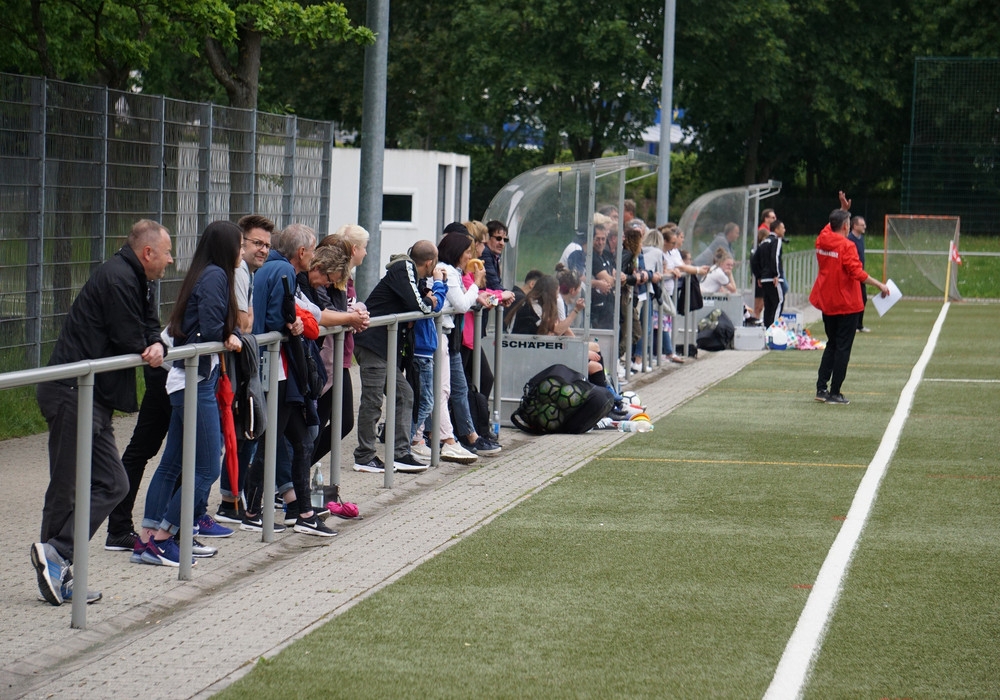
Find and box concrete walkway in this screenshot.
[1,335,797,698]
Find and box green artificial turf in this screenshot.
[216,301,999,699]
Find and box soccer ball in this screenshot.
[621,390,640,407]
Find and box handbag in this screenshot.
[676,275,703,315]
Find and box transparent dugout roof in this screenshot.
[482,150,659,333]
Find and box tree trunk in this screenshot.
[743,99,767,185]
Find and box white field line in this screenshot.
[763,302,951,700]
[924,378,1000,383]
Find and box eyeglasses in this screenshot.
[245,238,270,251]
[491,235,509,243]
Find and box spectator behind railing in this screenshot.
[242,223,336,537]
[436,231,502,457]
[656,225,685,365]
[305,233,371,470]
[352,239,440,474]
[460,220,514,403]
[32,219,173,607]
[139,221,244,567]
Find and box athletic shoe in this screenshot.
[215,501,244,524]
[129,538,146,564]
[239,513,287,533]
[61,577,102,604]
[283,500,301,527]
[31,542,69,606]
[411,442,431,459]
[274,493,284,510]
[314,504,331,518]
[393,453,429,473]
[815,390,830,402]
[857,327,871,333]
[353,456,386,473]
[181,537,218,558]
[140,537,194,567]
[293,516,337,537]
[440,441,477,464]
[468,437,501,456]
[825,393,850,405]
[104,530,138,552]
[195,514,234,538]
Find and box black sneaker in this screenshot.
[471,436,501,456]
[282,500,301,527]
[393,453,429,473]
[293,516,337,537]
[815,390,830,403]
[215,501,244,524]
[825,393,850,405]
[353,456,385,473]
[239,513,287,533]
[104,530,138,552]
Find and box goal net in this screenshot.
[883,215,961,300]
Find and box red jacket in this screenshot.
[809,224,869,315]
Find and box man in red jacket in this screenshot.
[809,209,889,405]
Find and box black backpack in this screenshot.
[696,310,735,351]
[511,364,615,435]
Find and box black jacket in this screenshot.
[48,245,163,412]
[353,256,434,360]
[751,234,784,282]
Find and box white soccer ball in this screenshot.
[621,390,640,407]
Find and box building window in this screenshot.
[383,193,413,223]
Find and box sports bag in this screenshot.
[511,364,615,434]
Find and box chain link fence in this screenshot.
[0,73,332,371]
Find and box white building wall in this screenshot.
[328,149,471,273]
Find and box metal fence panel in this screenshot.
[0,73,331,370]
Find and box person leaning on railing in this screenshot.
[32,219,174,606]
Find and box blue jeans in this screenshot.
[448,349,475,438]
[411,355,434,441]
[142,370,221,534]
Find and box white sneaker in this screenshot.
[411,442,431,460]
[630,361,642,372]
[440,441,477,464]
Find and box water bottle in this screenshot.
[619,420,653,433]
[311,466,325,510]
[492,410,501,441]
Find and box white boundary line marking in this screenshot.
[925,378,1000,383]
[763,303,951,700]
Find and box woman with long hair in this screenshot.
[437,231,501,456]
[138,220,243,566]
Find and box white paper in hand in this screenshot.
[871,279,902,317]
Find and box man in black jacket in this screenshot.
[32,219,173,606]
[353,240,438,474]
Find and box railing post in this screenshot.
[430,315,444,466]
[383,320,398,489]
[178,355,198,580]
[261,338,281,542]
[70,372,95,629]
[328,329,345,489]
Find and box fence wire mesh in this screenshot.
[0,73,331,370]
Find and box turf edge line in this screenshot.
[762,302,950,700]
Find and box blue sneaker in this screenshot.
[31,542,69,606]
[141,537,195,567]
[195,514,233,538]
[129,537,146,564]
